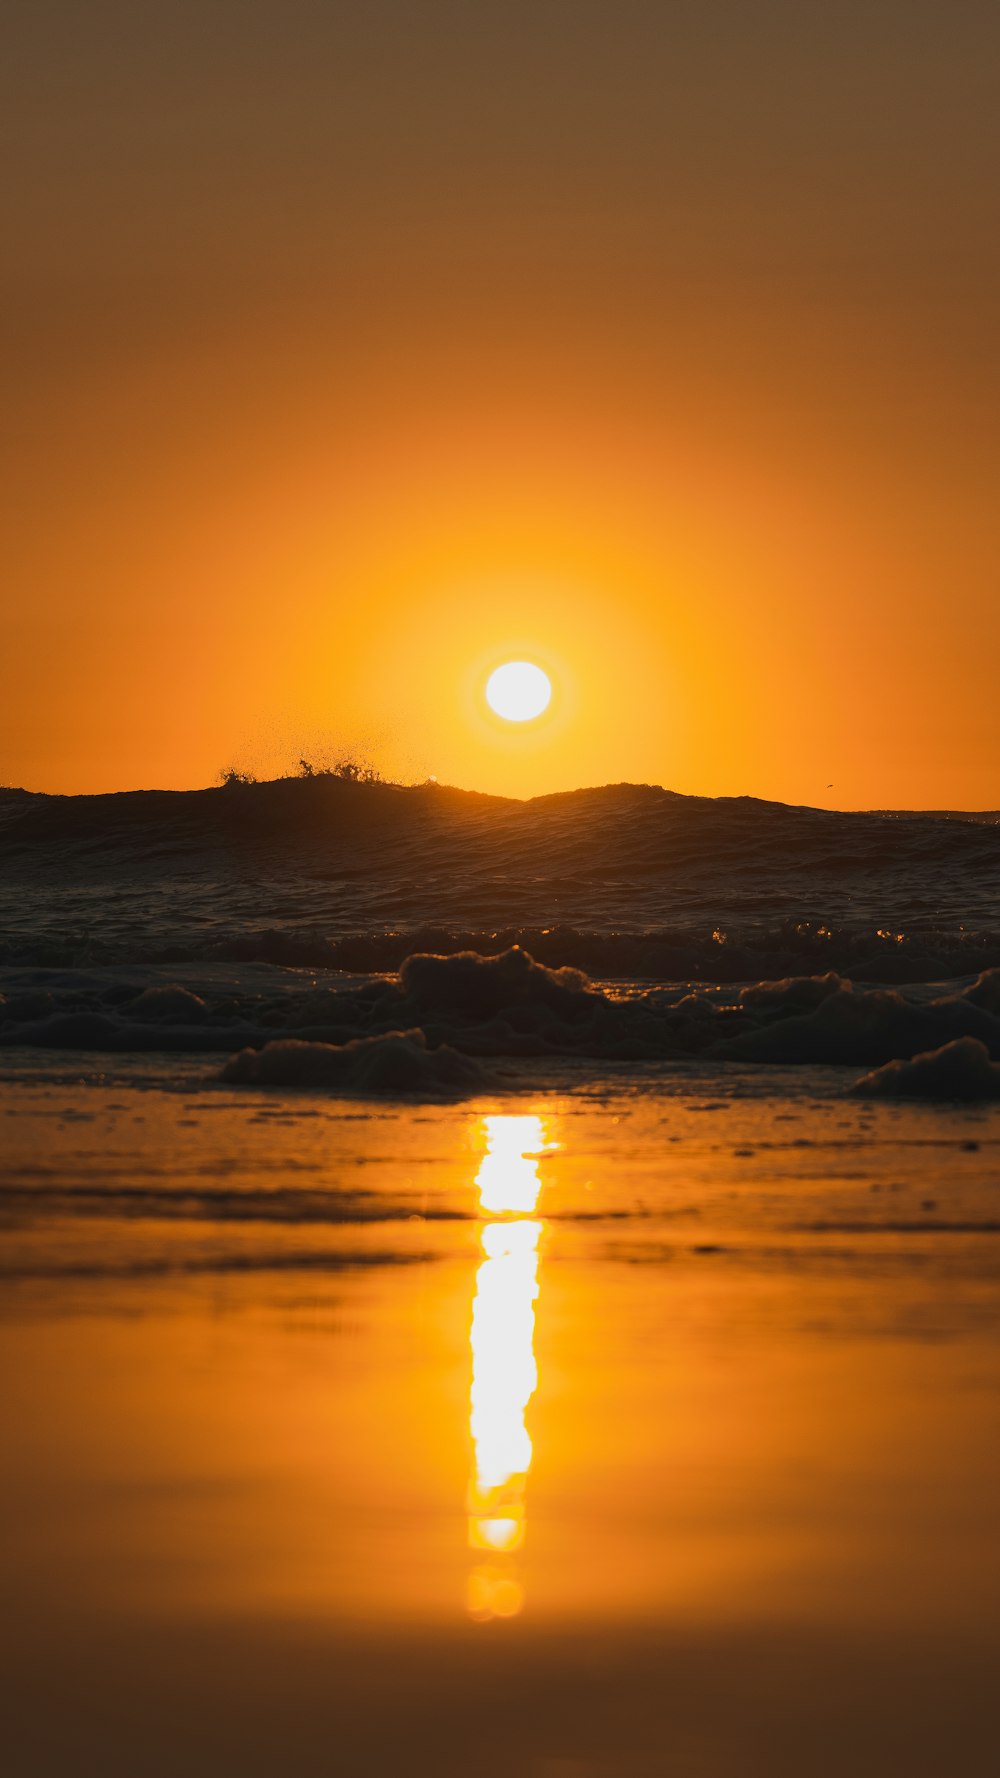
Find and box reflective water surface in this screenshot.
[468,1114,549,1617]
[3,1080,1000,1775]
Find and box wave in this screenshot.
[1,778,998,977]
[852,1037,1000,1102]
[221,1029,488,1094]
[3,921,999,984]
[4,946,1000,1097]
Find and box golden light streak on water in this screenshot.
[474,1114,548,1215]
[467,1113,552,1621]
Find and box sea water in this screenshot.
[2,780,999,1773]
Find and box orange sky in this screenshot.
[4,3,998,806]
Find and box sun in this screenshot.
[485,660,552,723]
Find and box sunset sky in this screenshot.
[5,2,998,806]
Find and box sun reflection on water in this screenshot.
[467,1113,552,1621]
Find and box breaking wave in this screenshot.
[1,778,997,979]
[3,778,999,1096]
[3,945,1000,1098]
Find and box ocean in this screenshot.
[2,777,999,1775]
[3,776,998,979]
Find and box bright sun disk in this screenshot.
[485,661,552,723]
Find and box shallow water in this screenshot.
[4,1079,999,1775]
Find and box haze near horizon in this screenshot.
[4,2,998,807]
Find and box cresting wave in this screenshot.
[2,778,997,1097]
[1,776,998,978]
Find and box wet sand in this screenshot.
[3,1076,999,1775]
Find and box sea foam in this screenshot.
[852,1036,1000,1101]
[3,951,1000,1095]
[220,1029,487,1095]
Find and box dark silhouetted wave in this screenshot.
[1,777,997,978]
